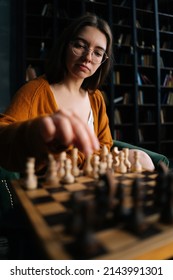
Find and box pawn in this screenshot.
[91,154,100,179]
[100,145,108,164]
[71,148,80,177]
[57,151,66,178]
[24,157,37,190]
[131,151,142,173]
[83,154,93,176]
[107,152,113,171]
[123,148,131,171]
[99,161,107,175]
[61,158,75,184]
[116,151,127,174]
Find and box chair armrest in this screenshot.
[113,140,169,168]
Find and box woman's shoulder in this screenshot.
[89,89,106,105]
[18,75,49,93]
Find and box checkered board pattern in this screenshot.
[12,171,173,260]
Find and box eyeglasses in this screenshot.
[70,40,108,64]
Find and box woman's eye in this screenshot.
[94,51,103,57]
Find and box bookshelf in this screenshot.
[158,0,173,160]
[11,0,173,160]
[111,0,173,161]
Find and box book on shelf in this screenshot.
[160,56,164,68]
[114,129,121,140]
[41,3,53,16]
[26,65,37,81]
[160,109,165,124]
[123,92,131,104]
[140,54,153,66]
[119,0,129,7]
[136,20,141,28]
[138,90,143,104]
[162,41,171,49]
[114,96,123,104]
[137,73,142,85]
[166,92,173,105]
[138,128,144,142]
[114,109,122,124]
[145,109,154,122]
[114,71,120,84]
[163,71,173,87]
[124,34,131,45]
[161,92,169,104]
[140,73,152,85]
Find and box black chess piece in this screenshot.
[94,171,116,226]
[69,199,105,259]
[159,172,173,224]
[113,178,127,224]
[127,177,149,235]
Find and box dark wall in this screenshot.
[0,0,10,112]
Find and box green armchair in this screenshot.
[113,140,169,169]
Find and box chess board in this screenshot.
[11,170,173,260]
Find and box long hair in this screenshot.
[45,13,114,91]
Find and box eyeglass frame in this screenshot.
[69,40,109,64]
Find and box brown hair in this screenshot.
[45,13,114,91]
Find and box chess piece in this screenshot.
[24,157,37,190]
[131,150,142,173]
[112,146,120,173]
[129,177,148,235]
[107,152,113,171]
[99,161,107,175]
[159,172,173,224]
[71,148,80,177]
[112,146,120,162]
[116,151,127,174]
[61,158,75,184]
[71,199,103,258]
[91,154,100,179]
[83,154,93,176]
[46,154,59,185]
[123,148,131,171]
[100,145,108,164]
[114,178,125,223]
[57,151,66,178]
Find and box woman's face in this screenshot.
[66,26,107,80]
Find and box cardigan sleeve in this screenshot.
[0,76,56,172]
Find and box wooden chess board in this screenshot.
[11,170,173,260]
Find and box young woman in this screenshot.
[0,13,154,173]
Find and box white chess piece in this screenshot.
[116,151,127,174]
[61,158,75,184]
[46,154,59,184]
[71,148,80,177]
[107,152,113,170]
[58,151,66,178]
[24,157,37,190]
[100,145,108,163]
[131,150,142,173]
[123,148,131,171]
[91,154,100,179]
[83,154,93,176]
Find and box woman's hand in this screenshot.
[39,109,99,155]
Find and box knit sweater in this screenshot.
[0,76,113,172]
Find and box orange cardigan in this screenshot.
[0,76,113,172]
